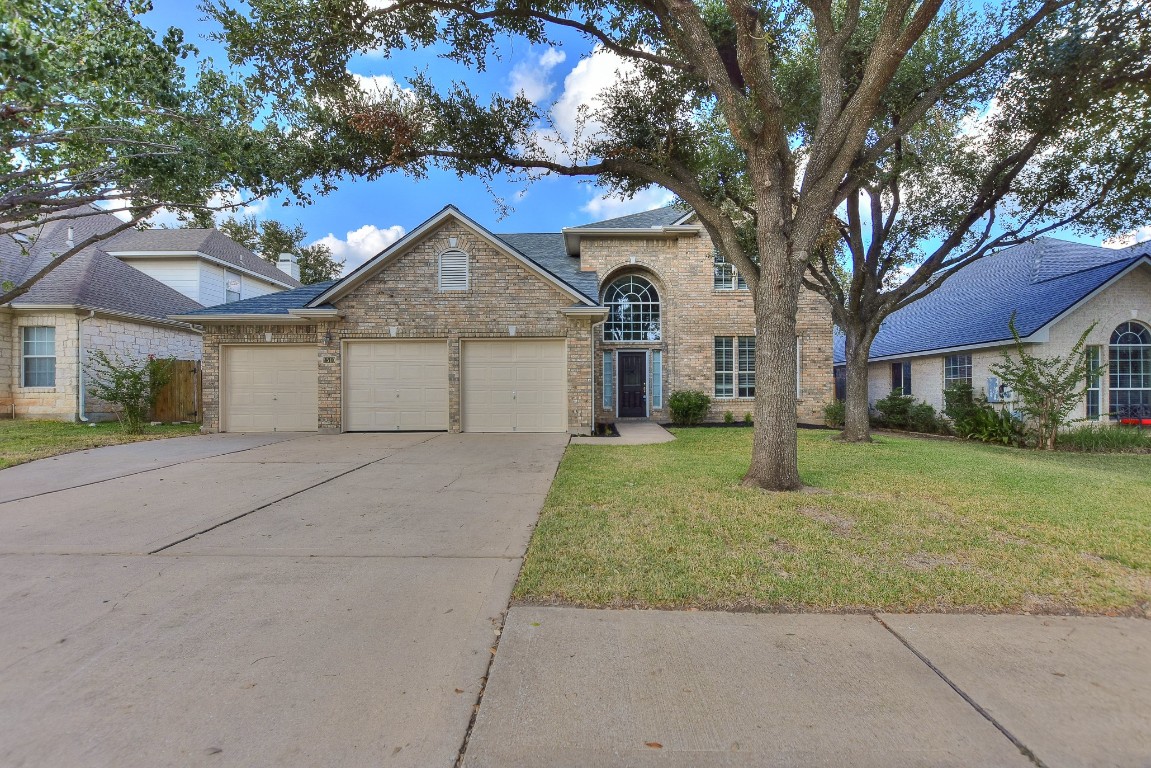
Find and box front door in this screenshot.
[618,351,647,417]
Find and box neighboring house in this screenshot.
[832,237,1151,422]
[174,205,834,434]
[1,210,301,421]
[105,227,302,305]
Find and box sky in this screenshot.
[140,2,675,275]
[139,3,1148,275]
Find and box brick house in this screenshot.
[1,210,300,421]
[832,237,1151,422]
[175,205,834,434]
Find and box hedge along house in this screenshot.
[832,237,1151,422]
[175,205,834,434]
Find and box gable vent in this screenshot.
[439,250,469,291]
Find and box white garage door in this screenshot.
[224,345,317,432]
[462,339,567,433]
[344,340,448,431]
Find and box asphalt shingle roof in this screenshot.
[107,228,302,288]
[177,281,338,316]
[832,237,1146,364]
[2,211,203,321]
[572,204,691,229]
[494,233,599,302]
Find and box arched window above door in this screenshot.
[603,274,661,342]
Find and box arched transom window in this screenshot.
[1109,321,1151,417]
[603,274,661,342]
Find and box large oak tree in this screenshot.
[211,0,1143,490]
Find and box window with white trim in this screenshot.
[715,336,755,398]
[651,350,663,408]
[943,354,972,388]
[224,270,241,303]
[603,274,660,341]
[22,326,56,387]
[890,362,911,395]
[1109,321,1151,417]
[713,250,748,291]
[1085,345,1102,420]
[438,250,469,291]
[602,351,614,409]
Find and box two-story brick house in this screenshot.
[175,204,833,433]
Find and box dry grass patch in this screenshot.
[514,428,1151,614]
[0,420,201,469]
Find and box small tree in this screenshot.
[991,318,1097,450]
[86,352,175,434]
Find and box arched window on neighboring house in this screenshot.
[1109,321,1151,419]
[603,274,661,342]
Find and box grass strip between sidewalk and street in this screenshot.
[514,428,1151,615]
[0,420,201,470]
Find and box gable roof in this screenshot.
[832,237,1149,364]
[572,204,692,230]
[2,211,203,323]
[106,228,302,289]
[306,205,597,307]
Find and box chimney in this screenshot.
[277,252,300,281]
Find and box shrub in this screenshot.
[1060,423,1151,453]
[944,382,1023,445]
[823,399,845,428]
[907,402,943,434]
[723,410,734,423]
[668,390,711,425]
[743,412,753,424]
[874,391,915,429]
[86,351,175,434]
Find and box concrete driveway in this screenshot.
[0,431,567,768]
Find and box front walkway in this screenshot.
[571,420,676,445]
[463,607,1150,767]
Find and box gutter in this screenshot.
[77,310,95,422]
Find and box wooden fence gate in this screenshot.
[151,360,202,423]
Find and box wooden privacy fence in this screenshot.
[151,360,202,423]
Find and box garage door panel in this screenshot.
[462,340,567,433]
[224,346,318,433]
[345,341,448,431]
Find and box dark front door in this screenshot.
[618,351,647,417]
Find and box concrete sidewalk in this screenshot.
[463,607,1151,767]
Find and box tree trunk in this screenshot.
[841,323,878,442]
[742,252,804,492]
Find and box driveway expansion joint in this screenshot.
[872,613,1048,768]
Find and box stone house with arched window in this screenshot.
[175,204,835,434]
[832,237,1151,423]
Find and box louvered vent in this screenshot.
[439,250,468,291]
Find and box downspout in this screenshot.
[77,310,95,422]
[590,317,606,435]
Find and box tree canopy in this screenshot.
[1,0,310,302]
[209,0,1151,489]
[216,214,343,284]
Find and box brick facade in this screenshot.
[579,229,833,424]
[199,212,835,433]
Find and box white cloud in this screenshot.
[312,223,406,274]
[1103,225,1151,249]
[551,46,639,140]
[582,186,675,220]
[508,47,567,103]
[351,73,412,100]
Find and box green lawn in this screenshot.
[515,428,1151,615]
[0,420,202,470]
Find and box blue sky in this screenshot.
[141,3,1142,273]
[142,2,674,273]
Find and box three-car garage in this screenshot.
[219,339,569,434]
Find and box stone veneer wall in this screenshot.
[4,311,200,420]
[200,220,597,434]
[578,230,834,425]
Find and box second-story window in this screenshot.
[713,250,748,291]
[224,270,241,303]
